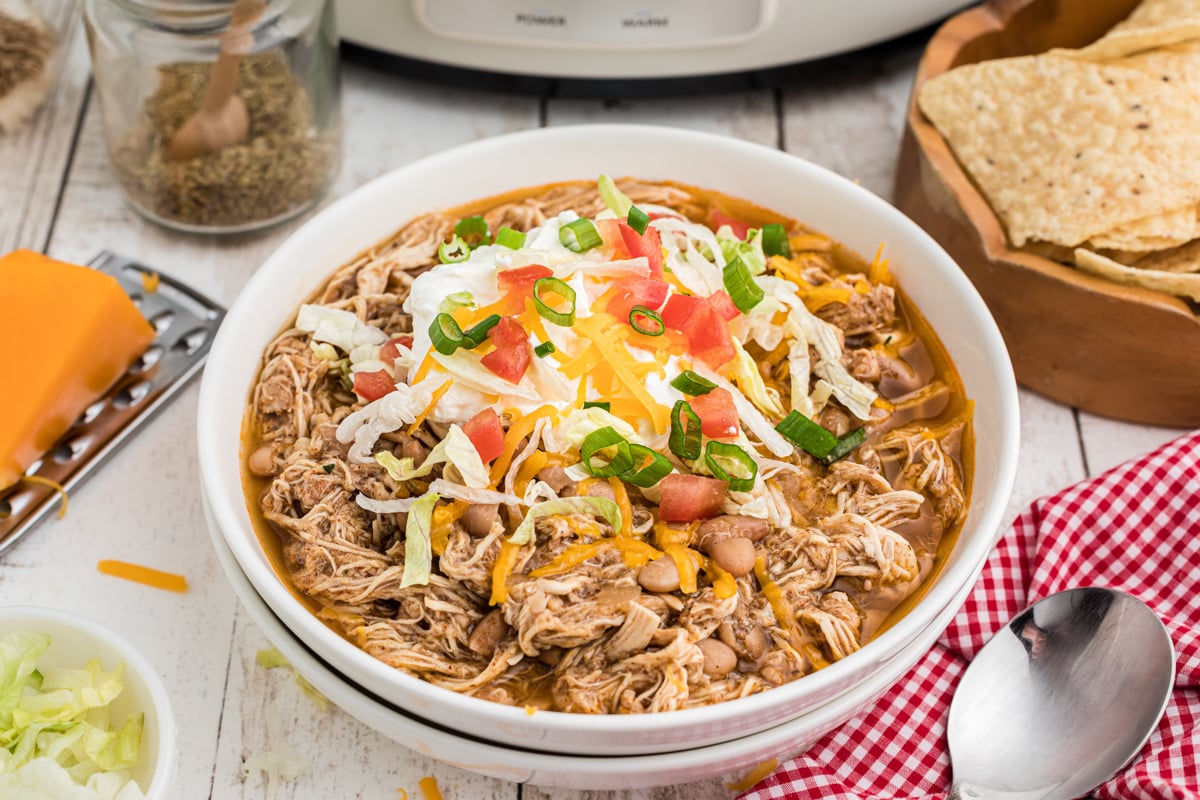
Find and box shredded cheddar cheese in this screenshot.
[19,474,69,519]
[407,380,453,434]
[140,270,161,292]
[489,540,523,605]
[529,538,661,578]
[725,758,780,791]
[418,776,444,800]
[607,477,634,537]
[869,242,892,285]
[430,500,468,555]
[489,405,558,486]
[97,560,188,593]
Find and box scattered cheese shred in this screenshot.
[430,500,468,555]
[97,559,188,593]
[529,538,661,578]
[608,477,633,537]
[489,540,522,605]
[573,314,671,434]
[396,790,409,800]
[408,380,453,434]
[524,705,537,716]
[418,775,444,800]
[868,242,892,285]
[19,474,69,519]
[800,284,854,311]
[725,758,780,791]
[489,405,557,487]
[140,271,161,293]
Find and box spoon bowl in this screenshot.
[948,587,1175,800]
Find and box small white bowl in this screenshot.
[198,124,1020,755]
[0,606,177,799]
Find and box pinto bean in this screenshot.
[467,609,509,656]
[697,638,738,677]
[638,556,681,594]
[461,503,499,538]
[707,537,756,577]
[537,465,577,494]
[247,444,278,477]
[697,515,771,547]
[579,479,616,501]
[397,437,427,467]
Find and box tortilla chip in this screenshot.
[1074,247,1200,300]
[1111,0,1200,32]
[1087,202,1200,251]
[1134,237,1200,271]
[919,56,1200,247]
[1052,21,1200,60]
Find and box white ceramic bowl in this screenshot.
[0,606,177,798]
[198,124,1020,755]
[206,486,965,789]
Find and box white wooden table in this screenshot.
[0,4,1188,799]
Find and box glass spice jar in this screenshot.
[83,0,341,234]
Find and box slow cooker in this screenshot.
[337,0,978,95]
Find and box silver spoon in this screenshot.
[948,587,1175,800]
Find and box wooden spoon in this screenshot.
[167,0,263,161]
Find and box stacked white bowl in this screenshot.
[197,126,1020,788]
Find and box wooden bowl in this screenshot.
[895,0,1200,427]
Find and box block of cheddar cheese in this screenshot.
[0,250,156,490]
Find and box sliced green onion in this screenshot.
[598,174,633,216]
[705,441,758,492]
[580,426,634,478]
[669,400,702,461]
[439,291,474,314]
[532,276,577,326]
[438,235,471,264]
[534,340,556,358]
[559,218,602,253]
[496,226,527,250]
[429,312,467,355]
[463,314,501,347]
[822,428,867,465]
[722,255,764,312]
[627,205,650,235]
[761,223,792,258]
[775,410,838,458]
[322,463,335,474]
[629,305,665,337]
[669,370,717,396]
[582,401,610,411]
[622,444,673,488]
[454,216,491,248]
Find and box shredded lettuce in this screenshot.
[439,291,475,314]
[509,497,623,546]
[295,304,387,354]
[784,303,877,421]
[400,493,440,588]
[255,649,328,710]
[560,407,640,450]
[0,633,144,800]
[336,382,434,464]
[729,337,785,420]
[718,227,767,276]
[373,425,490,489]
[597,174,633,217]
[431,350,540,400]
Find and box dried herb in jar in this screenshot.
[111,52,338,230]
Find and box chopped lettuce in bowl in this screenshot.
[0,609,175,800]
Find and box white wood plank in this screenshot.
[1077,414,1189,477]
[781,45,922,201]
[0,0,89,252]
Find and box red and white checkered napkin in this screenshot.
[742,429,1200,800]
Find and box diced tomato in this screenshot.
[607,278,669,323]
[497,265,553,313]
[352,369,396,402]
[619,222,664,280]
[380,335,413,366]
[688,387,740,439]
[480,316,531,383]
[660,293,702,330]
[710,209,751,240]
[685,305,736,369]
[462,407,505,463]
[596,219,632,260]
[707,290,741,321]
[657,474,728,522]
